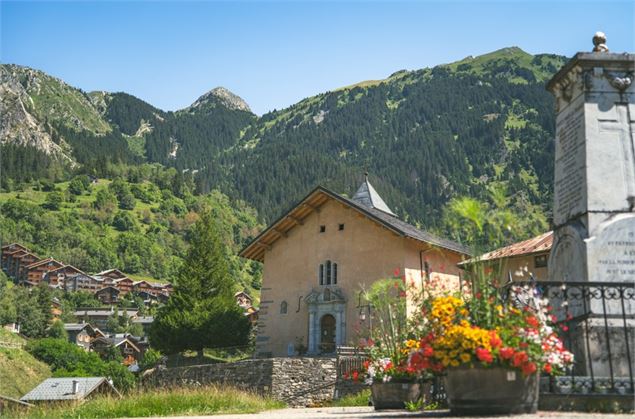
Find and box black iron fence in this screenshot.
[517,280,634,396]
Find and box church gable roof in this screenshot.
[240,185,470,262]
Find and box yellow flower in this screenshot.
[460,353,471,363]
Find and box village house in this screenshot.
[1,243,29,270]
[22,258,64,284]
[44,265,88,287]
[112,277,134,294]
[240,177,470,357]
[459,231,552,283]
[62,270,102,293]
[63,323,106,351]
[74,308,139,330]
[8,251,39,279]
[20,377,119,403]
[91,334,145,366]
[94,286,121,304]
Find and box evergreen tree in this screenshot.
[149,210,251,355]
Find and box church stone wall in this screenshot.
[143,357,365,407]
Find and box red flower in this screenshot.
[543,364,552,374]
[526,316,539,328]
[394,268,400,277]
[476,347,493,363]
[363,360,370,369]
[422,345,434,357]
[512,351,528,367]
[561,325,569,332]
[499,347,514,360]
[522,362,537,375]
[352,370,359,381]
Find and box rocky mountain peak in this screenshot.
[188,87,251,113]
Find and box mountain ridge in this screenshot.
[1,47,568,244]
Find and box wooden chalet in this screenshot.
[44,265,88,287]
[96,269,128,280]
[64,323,106,351]
[132,280,155,295]
[9,251,40,279]
[94,286,120,304]
[235,291,253,308]
[23,258,64,284]
[1,243,29,270]
[91,335,143,366]
[112,277,134,294]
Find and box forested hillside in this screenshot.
[0,166,263,293]
[1,47,568,251]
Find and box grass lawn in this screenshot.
[327,389,371,407]
[2,385,284,418]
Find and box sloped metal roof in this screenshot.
[351,177,396,216]
[20,377,118,402]
[460,231,553,265]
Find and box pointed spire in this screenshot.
[352,173,396,216]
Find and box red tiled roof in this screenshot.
[462,231,553,264]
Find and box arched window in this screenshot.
[333,263,338,284]
[319,264,324,285]
[280,301,288,314]
[326,260,332,285]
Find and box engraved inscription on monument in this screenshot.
[588,215,635,282]
[553,97,586,226]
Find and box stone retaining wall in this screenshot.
[144,357,366,407]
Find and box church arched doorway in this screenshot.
[320,314,336,353]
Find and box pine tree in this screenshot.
[149,210,251,355]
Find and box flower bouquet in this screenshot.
[405,277,574,414]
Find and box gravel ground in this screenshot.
[133,407,632,419]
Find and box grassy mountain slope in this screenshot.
[0,329,51,398]
[0,172,263,294]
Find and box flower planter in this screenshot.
[370,381,423,410]
[445,366,539,415]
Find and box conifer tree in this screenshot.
[149,210,251,355]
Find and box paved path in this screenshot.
[135,407,631,419]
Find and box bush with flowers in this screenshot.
[405,272,574,378]
[355,277,433,384]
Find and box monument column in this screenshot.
[547,32,635,283]
[546,33,634,378]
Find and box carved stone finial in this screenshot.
[592,32,609,52]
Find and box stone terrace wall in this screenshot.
[144,357,367,407]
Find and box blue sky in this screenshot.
[2,1,633,115]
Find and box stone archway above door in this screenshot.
[304,287,347,355]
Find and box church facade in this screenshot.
[240,178,470,357]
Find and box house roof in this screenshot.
[1,243,29,253]
[63,323,94,332]
[20,377,119,402]
[459,231,553,266]
[132,316,154,325]
[48,264,88,276]
[74,308,138,317]
[25,258,63,270]
[95,286,120,294]
[240,185,470,262]
[96,269,127,279]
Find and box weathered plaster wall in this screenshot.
[257,199,411,357]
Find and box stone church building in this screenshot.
[240,177,470,357]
